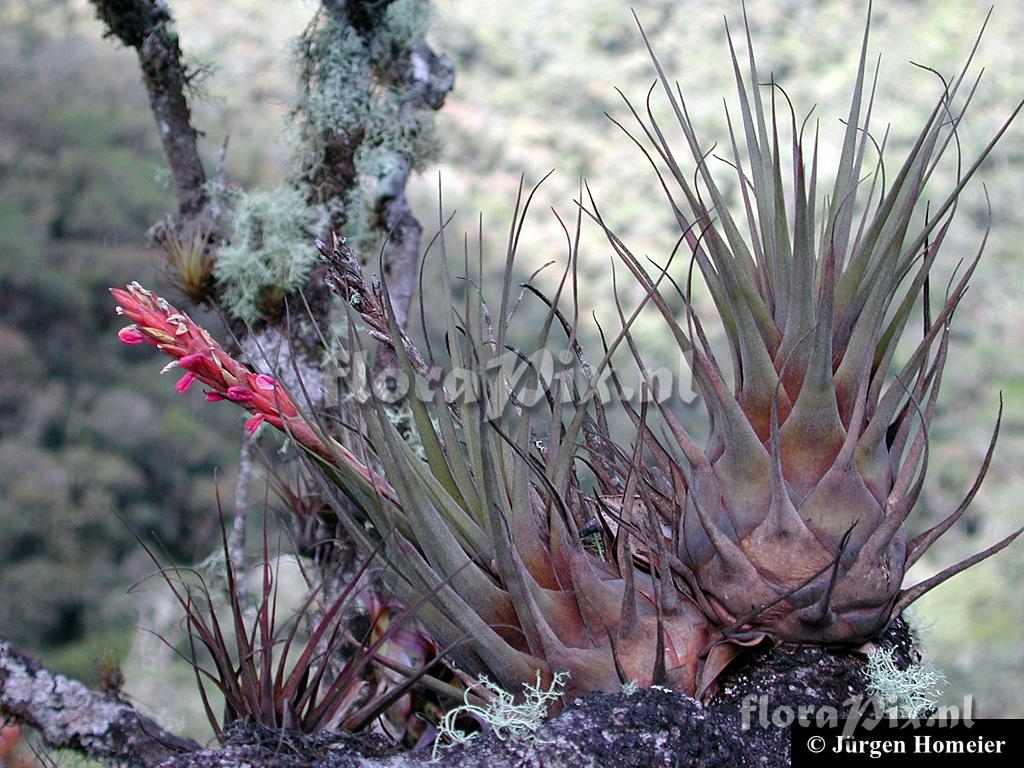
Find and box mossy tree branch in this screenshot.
[156,622,921,768]
[1,622,916,767]
[296,0,454,334]
[1,634,197,768]
[86,0,455,680]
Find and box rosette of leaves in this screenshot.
[310,7,1022,695]
[312,212,716,700]
[590,8,1023,645]
[133,515,445,736]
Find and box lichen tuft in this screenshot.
[433,671,569,760]
[213,187,320,324]
[865,647,946,719]
[291,4,442,254]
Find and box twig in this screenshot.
[229,433,257,606]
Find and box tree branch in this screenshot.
[91,0,212,226]
[1,635,197,768]
[374,40,455,333]
[228,433,257,607]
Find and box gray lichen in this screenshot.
[433,672,570,760]
[301,21,373,138]
[291,3,442,254]
[865,647,946,719]
[213,187,321,324]
[376,0,435,55]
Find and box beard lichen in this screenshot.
[291,1,442,254]
[432,671,570,761]
[212,187,320,325]
[865,647,946,720]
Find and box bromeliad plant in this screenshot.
[602,11,1024,646]
[114,7,1021,704]
[114,260,716,700]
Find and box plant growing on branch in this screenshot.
[605,6,1023,645]
[112,5,1022,709]
[131,510,441,737]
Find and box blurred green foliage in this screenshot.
[0,1,239,674]
[0,0,1021,726]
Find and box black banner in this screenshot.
[792,720,1022,766]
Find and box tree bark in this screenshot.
[374,39,455,334]
[156,620,918,768]
[1,635,197,768]
[91,0,212,226]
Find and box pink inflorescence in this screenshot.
[112,282,396,498]
[112,282,319,451]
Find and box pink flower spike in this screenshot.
[226,386,255,402]
[254,374,277,391]
[175,372,197,393]
[118,326,145,345]
[245,414,266,436]
[204,391,226,402]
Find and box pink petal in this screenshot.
[226,386,254,402]
[254,374,277,391]
[175,372,197,393]
[118,326,145,345]
[204,391,225,402]
[245,414,266,436]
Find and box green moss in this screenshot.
[213,187,321,324]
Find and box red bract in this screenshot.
[175,372,197,393]
[117,326,145,344]
[245,413,266,436]
[226,386,255,402]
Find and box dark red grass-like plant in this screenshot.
[132,512,443,737]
